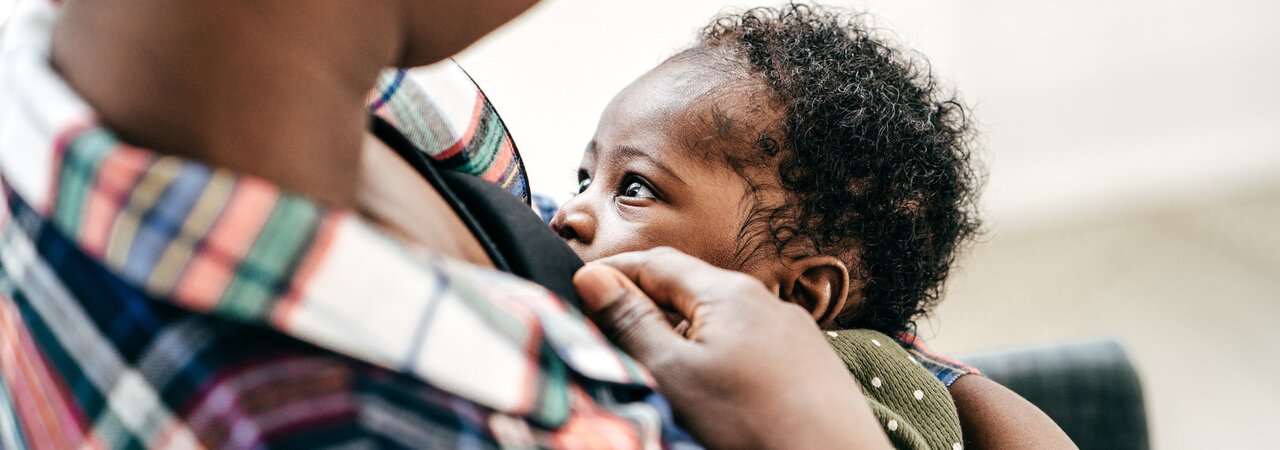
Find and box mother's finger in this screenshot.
[573,264,687,365]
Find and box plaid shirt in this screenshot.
[0,1,695,448]
[895,332,981,388]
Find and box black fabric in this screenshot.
[370,117,585,307]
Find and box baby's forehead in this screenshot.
[657,57,782,144]
[597,56,783,173]
[672,87,784,165]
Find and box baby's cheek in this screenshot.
[579,219,667,261]
[595,212,741,269]
[650,227,742,272]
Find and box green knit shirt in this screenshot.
[827,329,964,450]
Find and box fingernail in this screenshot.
[573,265,627,312]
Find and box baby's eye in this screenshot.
[618,176,657,200]
[577,170,592,194]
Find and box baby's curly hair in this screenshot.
[684,4,982,334]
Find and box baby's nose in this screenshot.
[551,213,577,241]
[551,198,595,244]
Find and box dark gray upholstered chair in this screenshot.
[961,339,1149,450]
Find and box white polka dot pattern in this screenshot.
[825,329,963,448]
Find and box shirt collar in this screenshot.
[368,63,530,205]
[0,0,651,423]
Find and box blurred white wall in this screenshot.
[0,0,14,30]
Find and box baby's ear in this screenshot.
[779,255,852,328]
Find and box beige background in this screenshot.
[452,1,1280,448]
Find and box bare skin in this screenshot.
[357,136,494,268]
[48,0,891,446]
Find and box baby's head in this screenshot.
[552,5,980,333]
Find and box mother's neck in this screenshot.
[51,0,401,208]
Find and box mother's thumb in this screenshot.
[574,264,682,366]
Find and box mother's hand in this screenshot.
[574,247,891,450]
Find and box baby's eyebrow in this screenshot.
[613,145,689,187]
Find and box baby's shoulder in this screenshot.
[825,329,964,450]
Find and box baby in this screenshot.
[552,5,978,338]
[550,6,981,448]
